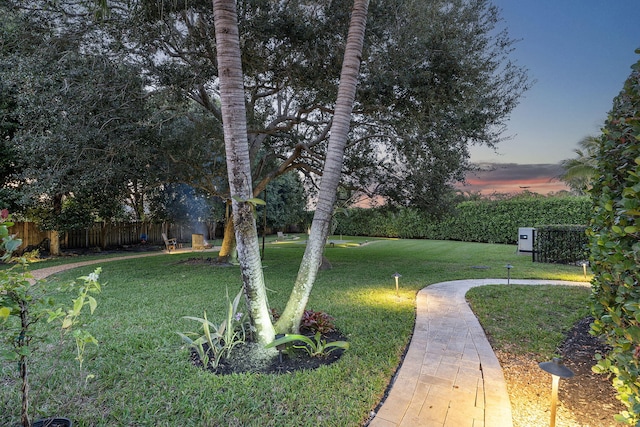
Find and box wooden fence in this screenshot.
[9,221,219,252]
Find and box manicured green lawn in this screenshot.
[0,237,590,426]
[466,285,591,360]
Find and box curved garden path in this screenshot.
[367,279,590,427]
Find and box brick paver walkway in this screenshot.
[367,279,590,427]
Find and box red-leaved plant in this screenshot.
[300,310,336,335]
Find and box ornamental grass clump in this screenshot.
[177,287,251,369]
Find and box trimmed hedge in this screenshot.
[336,195,590,244]
[589,57,640,425]
[533,225,588,264]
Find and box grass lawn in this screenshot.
[0,237,590,426]
[466,285,592,360]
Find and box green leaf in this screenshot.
[624,326,640,343]
[246,197,266,205]
[4,239,22,254]
[0,306,10,321]
[62,317,73,329]
[265,334,314,350]
[88,296,97,314]
[0,349,19,361]
[176,332,195,346]
[72,296,83,314]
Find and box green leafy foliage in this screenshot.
[178,288,251,369]
[255,174,308,232]
[533,225,589,264]
[588,55,640,425]
[266,305,348,360]
[0,211,102,427]
[266,332,349,358]
[336,194,591,243]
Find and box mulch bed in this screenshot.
[187,330,348,375]
[499,316,626,427]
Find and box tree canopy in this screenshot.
[0,5,158,226]
[2,0,530,224]
[559,135,600,195]
[95,0,530,213]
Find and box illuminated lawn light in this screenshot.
[539,357,575,427]
[392,272,401,297]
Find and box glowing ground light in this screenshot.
[539,358,575,427]
[392,272,401,297]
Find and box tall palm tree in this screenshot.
[275,0,370,334]
[559,135,600,195]
[212,0,370,342]
[212,0,275,344]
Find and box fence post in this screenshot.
[532,228,536,263]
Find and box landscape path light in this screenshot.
[392,272,402,297]
[275,334,286,363]
[539,357,574,427]
[505,264,513,285]
[582,262,588,279]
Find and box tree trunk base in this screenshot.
[319,255,332,271]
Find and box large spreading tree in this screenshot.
[93,0,530,248]
[4,0,530,256]
[3,0,531,342]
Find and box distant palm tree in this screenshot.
[559,135,601,195]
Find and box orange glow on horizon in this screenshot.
[459,175,571,196]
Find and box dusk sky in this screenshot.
[462,0,640,195]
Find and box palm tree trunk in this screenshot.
[275,0,370,333]
[212,0,275,345]
[217,209,236,263]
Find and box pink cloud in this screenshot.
[457,163,571,195]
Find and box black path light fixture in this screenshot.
[392,272,402,297]
[539,357,575,427]
[275,333,286,363]
[505,264,513,285]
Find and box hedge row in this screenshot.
[533,225,589,264]
[588,58,640,425]
[335,195,590,244]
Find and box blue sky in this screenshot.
[462,1,640,194]
[469,0,640,165]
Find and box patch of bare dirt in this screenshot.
[177,256,234,267]
[499,316,625,427]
